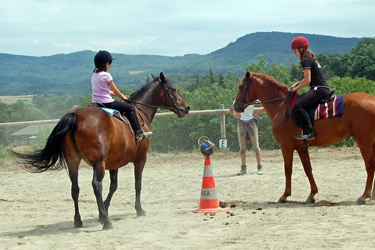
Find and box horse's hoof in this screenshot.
[306,198,315,204]
[137,210,146,217]
[356,199,366,205]
[99,215,106,224]
[277,198,287,203]
[74,220,83,228]
[103,221,113,230]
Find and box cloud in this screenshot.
[0,0,374,56]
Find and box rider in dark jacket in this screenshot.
[289,36,329,140]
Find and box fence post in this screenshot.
[219,104,228,149]
[220,104,226,139]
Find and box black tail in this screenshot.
[8,112,77,173]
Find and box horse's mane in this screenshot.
[252,72,289,93]
[129,77,160,100]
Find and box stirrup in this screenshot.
[136,130,153,142]
[295,133,315,140]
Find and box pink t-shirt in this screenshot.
[91,71,114,103]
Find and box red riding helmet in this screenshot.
[290,36,309,52]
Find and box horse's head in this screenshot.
[234,71,254,113]
[152,72,190,117]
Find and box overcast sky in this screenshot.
[1,0,374,57]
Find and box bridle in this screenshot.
[238,76,284,108]
[127,78,179,112]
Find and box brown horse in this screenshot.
[9,72,190,229]
[234,71,375,205]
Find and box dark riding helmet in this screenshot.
[290,36,309,53]
[94,50,114,68]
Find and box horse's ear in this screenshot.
[245,71,251,79]
[151,73,156,80]
[160,72,166,84]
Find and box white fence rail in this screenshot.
[0,106,262,142]
[0,109,232,128]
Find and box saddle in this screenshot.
[289,89,345,123]
[89,103,146,133]
[319,88,336,104]
[306,92,345,122]
[89,103,129,125]
[286,89,335,119]
[313,94,346,121]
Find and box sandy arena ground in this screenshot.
[1,146,375,249]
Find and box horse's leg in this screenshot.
[356,140,375,205]
[278,146,294,203]
[92,162,113,229]
[296,147,318,203]
[68,166,83,228]
[134,157,146,216]
[99,169,118,222]
[64,136,83,228]
[370,143,375,201]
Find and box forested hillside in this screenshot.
[208,31,360,67]
[0,32,361,95]
[1,37,374,154]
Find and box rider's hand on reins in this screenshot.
[289,86,296,93]
[122,94,128,101]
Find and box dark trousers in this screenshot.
[103,101,141,132]
[293,87,328,111]
[292,87,328,134]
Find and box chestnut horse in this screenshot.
[234,71,375,205]
[10,72,190,229]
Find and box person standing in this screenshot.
[230,103,265,175]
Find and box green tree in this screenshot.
[245,55,292,85]
[318,53,352,79]
[290,63,303,83]
[209,68,215,84]
[328,76,375,95]
[350,38,375,80]
[218,73,225,87]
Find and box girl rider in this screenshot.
[289,36,329,140]
[91,50,152,142]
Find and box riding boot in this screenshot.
[126,111,153,142]
[294,109,315,140]
[136,129,153,142]
[237,165,247,175]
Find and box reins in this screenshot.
[241,93,294,121]
[126,100,165,109]
[126,79,178,112]
[284,91,295,120]
[243,96,284,106]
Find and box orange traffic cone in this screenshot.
[193,155,228,213]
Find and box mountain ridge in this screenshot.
[0,32,362,95]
